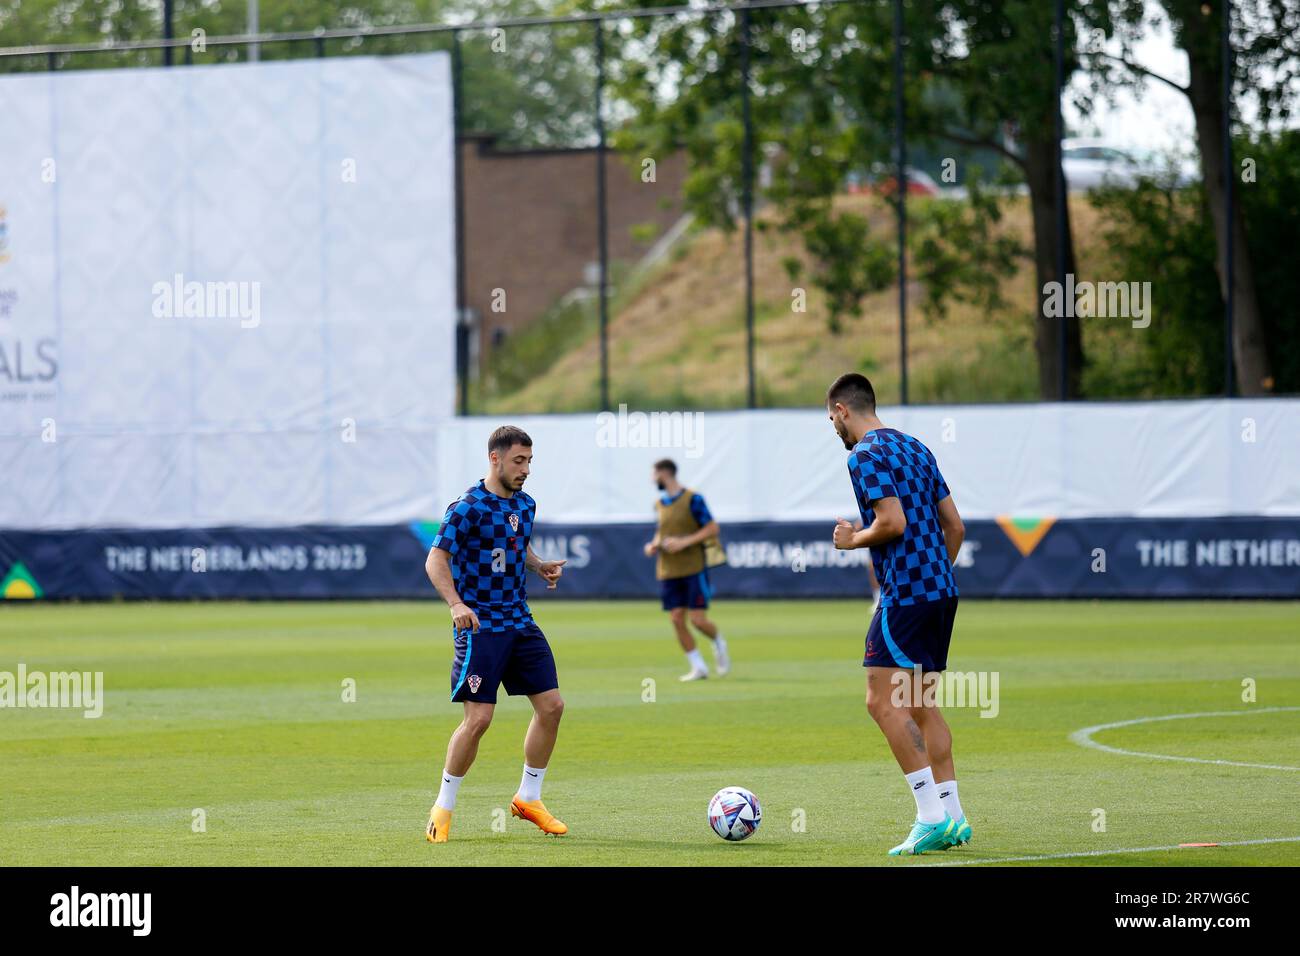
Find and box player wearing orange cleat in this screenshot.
[425,805,452,843]
[422,426,569,843]
[509,796,568,836]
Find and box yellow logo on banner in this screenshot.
[996,516,1056,557]
[1,562,43,599]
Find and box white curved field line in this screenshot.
[922,708,1300,866]
[1069,706,1300,772]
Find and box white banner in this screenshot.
[433,399,1300,525]
[0,53,456,528]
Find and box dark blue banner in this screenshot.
[1,517,1297,601]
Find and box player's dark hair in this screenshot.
[827,373,876,413]
[653,458,677,476]
[488,425,532,456]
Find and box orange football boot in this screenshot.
[426,805,452,843]
[510,796,568,835]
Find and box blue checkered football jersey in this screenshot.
[848,428,958,608]
[431,480,536,632]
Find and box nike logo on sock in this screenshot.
[525,771,538,777]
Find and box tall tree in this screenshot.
[614,0,1096,399]
[1094,0,1298,394]
[917,0,1099,398]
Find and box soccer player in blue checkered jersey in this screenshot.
[827,373,972,855]
[423,426,570,842]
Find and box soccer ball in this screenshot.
[707,786,762,842]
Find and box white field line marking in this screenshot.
[920,835,1300,867]
[1069,706,1300,772]
[923,709,1300,866]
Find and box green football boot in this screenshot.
[943,815,972,848]
[888,814,955,856]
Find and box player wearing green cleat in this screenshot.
[827,374,974,860]
[945,815,972,848]
[889,815,956,856]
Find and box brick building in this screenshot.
[460,134,687,364]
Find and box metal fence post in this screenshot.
[453,29,469,416]
[1222,0,1235,398]
[893,0,908,406]
[595,19,610,411]
[1054,0,1068,401]
[164,0,174,66]
[741,7,756,409]
[248,0,261,63]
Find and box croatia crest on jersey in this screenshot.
[509,513,520,532]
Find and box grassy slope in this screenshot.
[1,600,1297,867]
[481,195,1141,412]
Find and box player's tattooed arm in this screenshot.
[524,546,546,574]
[526,546,566,589]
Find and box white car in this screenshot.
[1061,138,1196,191]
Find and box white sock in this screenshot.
[936,780,964,820]
[686,649,708,672]
[435,769,464,811]
[905,766,946,824]
[713,634,728,656]
[518,764,546,802]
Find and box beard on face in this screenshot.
[833,417,853,451]
[655,479,666,490]
[496,465,525,490]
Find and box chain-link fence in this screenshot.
[2,0,1291,412]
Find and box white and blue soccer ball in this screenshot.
[708,786,762,842]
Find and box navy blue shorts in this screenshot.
[450,621,559,704]
[864,597,959,672]
[660,570,711,610]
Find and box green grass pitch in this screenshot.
[1,599,1297,867]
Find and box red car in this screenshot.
[846,166,942,197]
